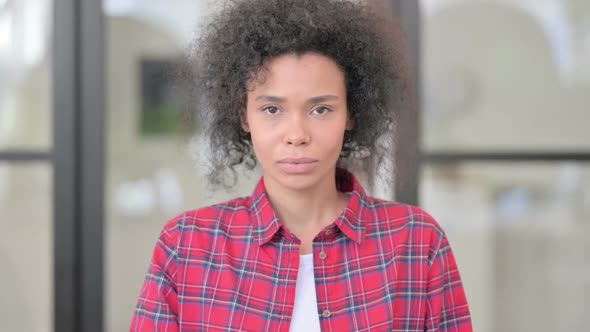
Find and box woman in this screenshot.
[131,0,472,331]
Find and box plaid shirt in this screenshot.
[131,168,472,331]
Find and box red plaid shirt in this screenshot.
[131,168,472,331]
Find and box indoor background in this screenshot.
[1,0,589,331]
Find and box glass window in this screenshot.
[0,0,52,151]
[0,162,53,332]
[420,162,590,332]
[103,1,262,331]
[421,0,590,152]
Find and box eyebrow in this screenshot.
[254,95,339,104]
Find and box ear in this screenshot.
[345,114,354,130]
[240,108,250,132]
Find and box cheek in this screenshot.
[313,122,347,150]
[249,124,279,158]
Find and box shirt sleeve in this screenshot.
[130,223,180,332]
[425,233,473,332]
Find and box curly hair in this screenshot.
[186,0,410,188]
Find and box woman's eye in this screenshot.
[263,106,280,115]
[311,106,330,115]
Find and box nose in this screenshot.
[284,114,311,146]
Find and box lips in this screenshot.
[276,158,319,174]
[277,157,318,164]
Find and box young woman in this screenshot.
[131,0,472,331]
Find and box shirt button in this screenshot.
[319,251,327,260]
[322,309,331,318]
[325,229,332,236]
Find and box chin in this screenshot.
[270,168,322,191]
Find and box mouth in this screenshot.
[277,157,319,164]
[276,158,319,174]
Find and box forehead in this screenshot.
[248,52,346,94]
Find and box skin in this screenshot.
[241,52,353,254]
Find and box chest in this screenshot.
[174,237,430,331]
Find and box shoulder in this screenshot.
[362,195,447,246]
[362,196,453,270]
[157,196,253,244]
[363,195,445,232]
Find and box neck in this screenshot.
[263,169,349,239]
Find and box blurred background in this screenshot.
[1,0,589,331]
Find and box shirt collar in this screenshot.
[249,167,367,246]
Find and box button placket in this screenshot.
[314,245,331,323]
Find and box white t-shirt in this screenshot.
[289,254,322,332]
